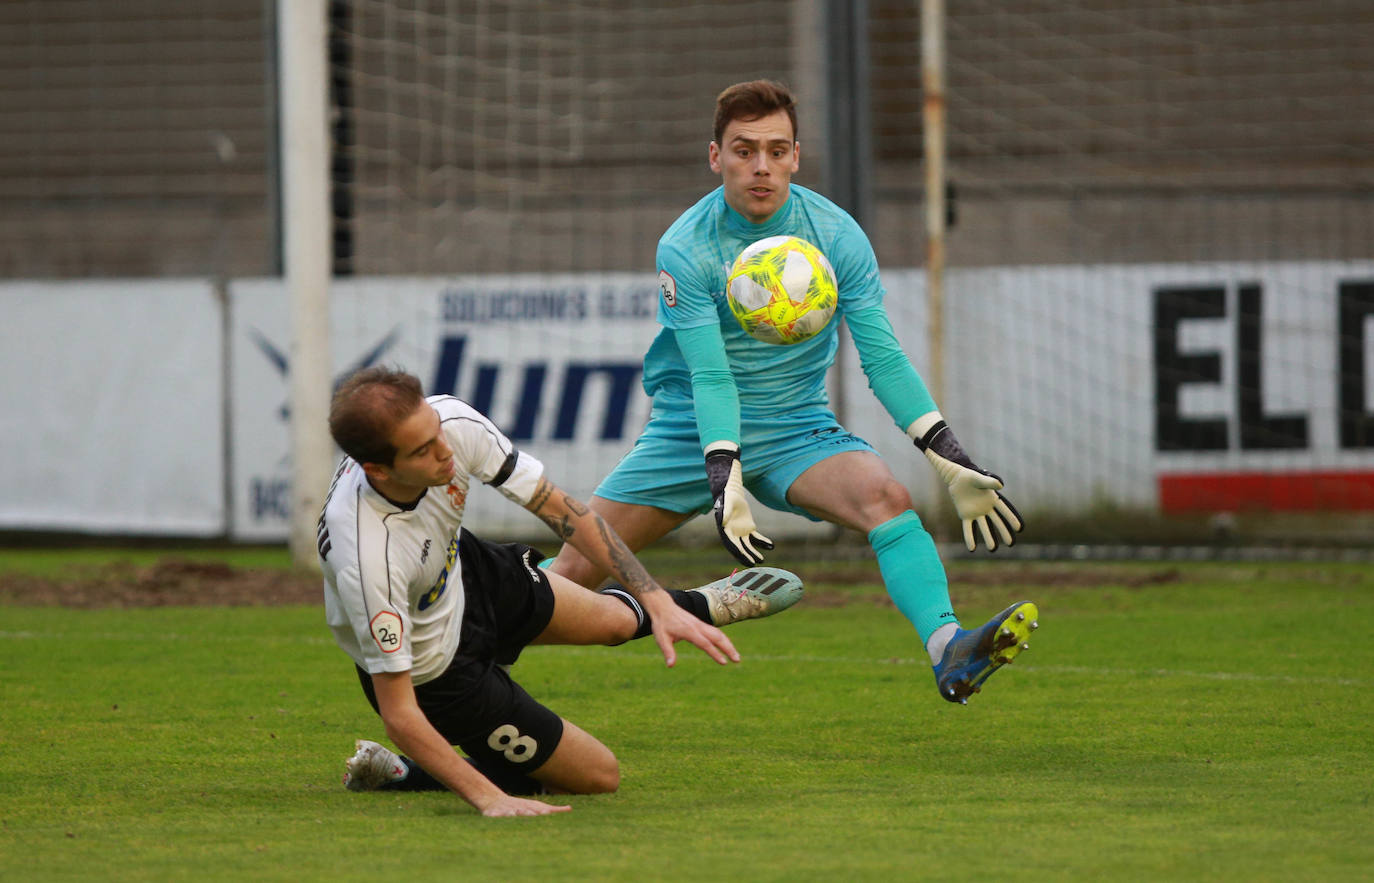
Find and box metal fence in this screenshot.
[6,0,1372,280]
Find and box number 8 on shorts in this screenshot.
[487,723,538,763]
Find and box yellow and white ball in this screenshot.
[725,235,838,345]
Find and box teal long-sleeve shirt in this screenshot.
[642,184,936,451]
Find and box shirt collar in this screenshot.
[360,472,427,513]
[721,186,795,237]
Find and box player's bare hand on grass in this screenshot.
[642,590,740,668]
[478,795,573,818]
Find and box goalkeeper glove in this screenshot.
[704,441,774,566]
[908,411,1024,552]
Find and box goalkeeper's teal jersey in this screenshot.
[645,184,884,419]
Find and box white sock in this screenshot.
[925,623,959,665]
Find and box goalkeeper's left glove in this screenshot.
[704,441,774,566]
[907,411,1024,552]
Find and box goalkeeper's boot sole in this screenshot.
[933,601,1039,704]
[343,739,408,791]
[690,567,804,626]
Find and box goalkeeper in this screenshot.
[550,79,1038,704]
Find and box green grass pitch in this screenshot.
[1,551,1371,881]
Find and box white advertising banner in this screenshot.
[228,274,678,541]
[0,280,225,535]
[873,262,1374,513]
[6,260,1371,540]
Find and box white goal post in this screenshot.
[279,0,334,570]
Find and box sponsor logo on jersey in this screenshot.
[369,611,403,653]
[418,536,460,611]
[658,270,677,308]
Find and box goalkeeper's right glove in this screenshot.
[704,441,773,566]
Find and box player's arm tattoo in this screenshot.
[528,477,589,541]
[526,477,656,595]
[561,493,590,517]
[593,514,657,599]
[537,511,575,539]
[527,477,555,512]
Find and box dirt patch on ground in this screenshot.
[0,558,1184,610]
[0,559,323,609]
[798,564,1183,608]
[951,564,1183,588]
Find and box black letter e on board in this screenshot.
[1155,286,1227,451]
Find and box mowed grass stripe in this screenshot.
[6,628,1368,687]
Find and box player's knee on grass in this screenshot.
[534,720,620,794]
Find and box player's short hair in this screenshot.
[713,79,798,146]
[329,366,426,466]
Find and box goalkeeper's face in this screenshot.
[709,110,800,224]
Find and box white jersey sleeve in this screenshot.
[432,395,544,506]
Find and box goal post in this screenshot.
[279,0,334,570]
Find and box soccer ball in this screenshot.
[725,235,838,345]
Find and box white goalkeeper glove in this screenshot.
[704,441,774,566]
[908,411,1024,553]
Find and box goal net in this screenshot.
[326,0,1374,549]
[871,1,1374,549]
[330,0,801,276]
[5,0,1371,550]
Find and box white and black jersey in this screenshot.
[318,395,544,685]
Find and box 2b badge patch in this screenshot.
[658,269,677,308]
[369,610,403,653]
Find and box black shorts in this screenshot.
[357,529,564,773]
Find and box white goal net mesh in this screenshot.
[332,0,799,275]
[4,1,1373,547]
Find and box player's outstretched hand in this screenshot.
[479,795,573,818]
[911,416,1024,552]
[641,590,741,668]
[704,443,774,566]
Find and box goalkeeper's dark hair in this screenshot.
[713,79,797,146]
[329,366,426,467]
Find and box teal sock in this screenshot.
[868,510,958,643]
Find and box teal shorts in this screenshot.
[594,404,876,520]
